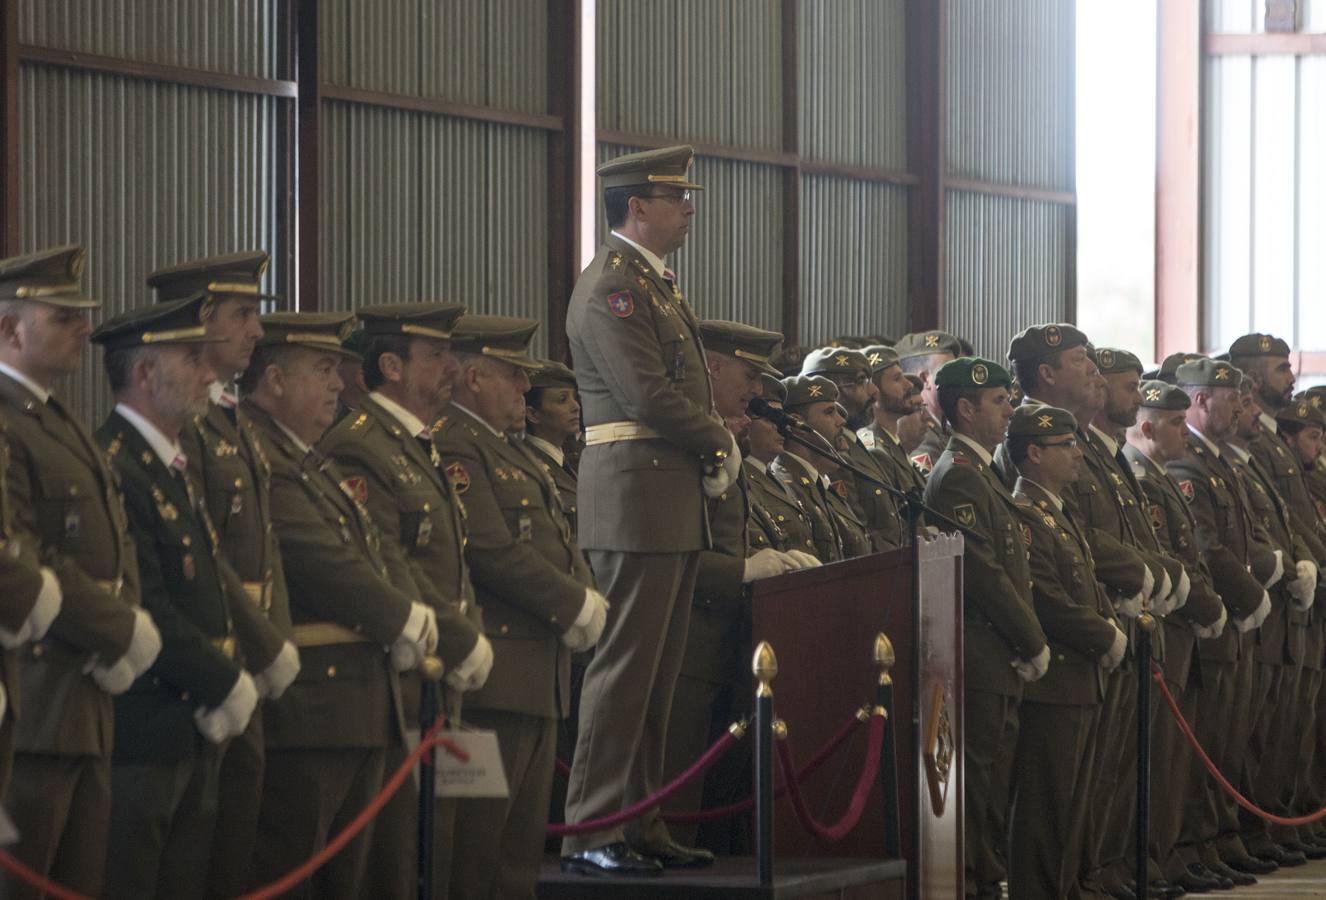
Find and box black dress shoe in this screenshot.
[1296,840,1326,860]
[1147,878,1187,897]
[1222,852,1277,875]
[638,839,716,869]
[1206,860,1255,887]
[1253,843,1307,867]
[1176,865,1221,893]
[561,842,664,877]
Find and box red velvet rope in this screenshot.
[776,713,886,842]
[548,730,738,836]
[1152,664,1326,826]
[0,851,91,900]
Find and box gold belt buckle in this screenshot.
[211,636,236,660]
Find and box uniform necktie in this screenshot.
[170,451,188,473]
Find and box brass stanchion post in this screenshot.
[874,633,901,857]
[1135,613,1155,898]
[753,641,778,887]
[417,656,445,900]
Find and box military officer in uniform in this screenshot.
[800,344,878,432]
[320,302,494,898]
[894,330,962,477]
[242,312,439,900]
[858,345,927,517]
[1124,380,1236,891]
[436,315,604,897]
[1005,404,1126,899]
[562,146,739,876]
[744,375,819,557]
[0,246,162,899]
[92,297,268,899]
[921,357,1048,900]
[148,251,301,899]
[898,373,929,455]
[524,359,584,535]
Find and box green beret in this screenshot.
[450,314,541,370]
[528,359,577,390]
[148,250,280,304]
[1229,333,1291,359]
[1007,323,1089,365]
[597,145,703,192]
[894,330,962,362]
[258,311,360,360]
[800,346,870,379]
[862,344,900,374]
[0,245,97,308]
[1276,397,1326,429]
[759,373,787,404]
[92,294,225,354]
[1175,357,1240,388]
[1139,379,1191,411]
[357,302,466,340]
[1091,347,1143,375]
[782,375,838,408]
[1006,403,1078,439]
[933,357,1012,389]
[698,319,783,377]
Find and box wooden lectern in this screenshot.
[748,533,964,900]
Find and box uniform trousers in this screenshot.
[1010,700,1095,899]
[252,746,385,900]
[206,710,264,899]
[102,738,223,900]
[3,752,111,899]
[964,689,1020,900]
[1214,645,1259,859]
[1241,660,1296,851]
[1292,667,1325,835]
[563,551,698,855]
[1177,658,1233,859]
[1150,671,1201,882]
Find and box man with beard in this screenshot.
[858,344,927,501]
[894,331,962,476]
[898,374,929,455]
[320,303,493,897]
[800,346,878,432]
[150,252,300,900]
[93,297,265,899]
[744,374,819,558]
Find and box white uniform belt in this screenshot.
[584,422,660,446]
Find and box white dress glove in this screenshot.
[1152,569,1173,604]
[254,641,301,701]
[1114,591,1145,619]
[702,433,743,499]
[1289,560,1318,610]
[783,550,822,569]
[1012,644,1051,683]
[1234,591,1273,634]
[1193,604,1228,640]
[91,606,163,695]
[1099,623,1128,672]
[193,670,258,744]
[0,567,63,649]
[391,602,439,672]
[1140,564,1156,602]
[1263,549,1285,588]
[561,588,609,652]
[1166,569,1191,615]
[742,548,795,583]
[445,634,495,692]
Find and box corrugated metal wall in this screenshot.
[944,0,1075,361]
[1201,0,1326,352]
[16,5,280,424]
[319,0,552,354]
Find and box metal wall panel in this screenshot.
[798,0,906,168]
[798,175,909,344]
[323,102,550,354]
[1299,57,1326,346]
[321,0,548,112]
[945,191,1070,361]
[18,63,278,423]
[19,0,277,79]
[597,0,781,148]
[594,145,783,332]
[945,0,1074,190]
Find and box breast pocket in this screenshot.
[203,455,250,541]
[35,472,93,554]
[398,491,438,554]
[493,475,544,544]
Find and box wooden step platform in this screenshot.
[536,855,906,900]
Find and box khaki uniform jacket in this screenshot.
[97,412,244,764]
[566,236,730,553]
[320,397,482,670]
[524,439,580,539]
[825,479,874,558]
[909,416,947,479]
[1014,479,1115,705]
[744,459,817,557]
[0,373,137,756]
[1167,433,1275,663]
[437,406,593,720]
[183,400,289,671]
[862,423,927,496]
[244,401,412,750]
[924,436,1045,697]
[1067,428,1160,601]
[770,453,844,563]
[837,430,902,551]
[1125,446,1226,687]
[0,424,45,734]
[693,462,748,615]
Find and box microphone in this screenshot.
[747,397,801,431]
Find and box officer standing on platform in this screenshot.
[524,359,584,535]
[0,247,162,900]
[921,357,1048,900]
[148,251,301,899]
[320,302,494,898]
[92,297,267,900]
[242,312,438,900]
[562,146,739,876]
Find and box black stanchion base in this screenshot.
[536,855,906,899]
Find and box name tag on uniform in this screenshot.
[517,513,533,543]
[435,730,509,799]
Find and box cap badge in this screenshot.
[1145,388,1161,402]
[1260,335,1271,352]
[1045,325,1062,347]
[868,352,881,365]
[924,334,939,348]
[1299,403,1309,417]
[835,354,850,367]
[807,384,824,398]
[1098,349,1115,369]
[1037,414,1053,429]
[1214,367,1230,381]
[971,363,989,385]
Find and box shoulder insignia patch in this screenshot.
[445,462,470,494]
[953,503,976,527]
[1178,480,1195,502]
[339,476,368,506]
[911,452,933,473]
[608,291,634,318]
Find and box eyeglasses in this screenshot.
[1035,437,1079,450]
[645,190,692,204]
